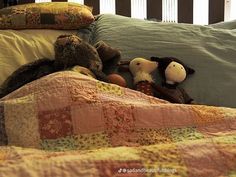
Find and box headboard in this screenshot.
[0,0,225,24]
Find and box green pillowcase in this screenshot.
[209,19,236,30]
[0,2,94,29]
[93,14,236,108]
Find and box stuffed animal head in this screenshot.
[94,41,121,74]
[129,58,158,76]
[128,58,158,84]
[54,35,103,72]
[151,57,195,85]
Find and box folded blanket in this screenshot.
[0,71,235,177]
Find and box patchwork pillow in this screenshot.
[0,2,94,29]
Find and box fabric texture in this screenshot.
[0,71,235,177]
[93,14,236,108]
[0,2,94,29]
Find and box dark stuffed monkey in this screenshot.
[95,41,127,87]
[151,57,196,104]
[54,35,124,85]
[0,35,122,98]
[53,34,109,81]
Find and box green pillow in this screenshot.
[209,20,236,30]
[93,14,236,108]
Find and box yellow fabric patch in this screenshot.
[140,144,188,177]
[168,127,204,142]
[4,95,40,148]
[212,135,236,144]
[135,128,172,145]
[75,132,111,150]
[41,132,111,151]
[97,82,124,96]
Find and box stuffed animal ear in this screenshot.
[186,67,195,75]
[118,60,130,65]
[94,41,120,62]
[152,56,195,74]
[150,57,172,72]
[150,56,160,61]
[94,41,121,74]
[118,60,130,72]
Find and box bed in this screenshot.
[0,1,236,177]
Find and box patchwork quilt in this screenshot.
[0,71,235,177]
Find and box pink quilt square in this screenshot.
[134,105,165,129]
[36,87,69,112]
[38,106,73,139]
[161,105,196,128]
[179,142,228,177]
[197,121,230,136]
[134,104,196,129]
[71,103,105,134]
[228,118,236,130]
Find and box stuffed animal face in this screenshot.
[54,35,103,72]
[165,61,186,84]
[129,58,158,76]
[151,57,195,85]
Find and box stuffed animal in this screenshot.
[120,58,158,96]
[94,40,127,87]
[0,34,123,98]
[151,56,195,104]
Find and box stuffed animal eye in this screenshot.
[181,67,183,69]
[173,65,175,67]
[136,63,140,65]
